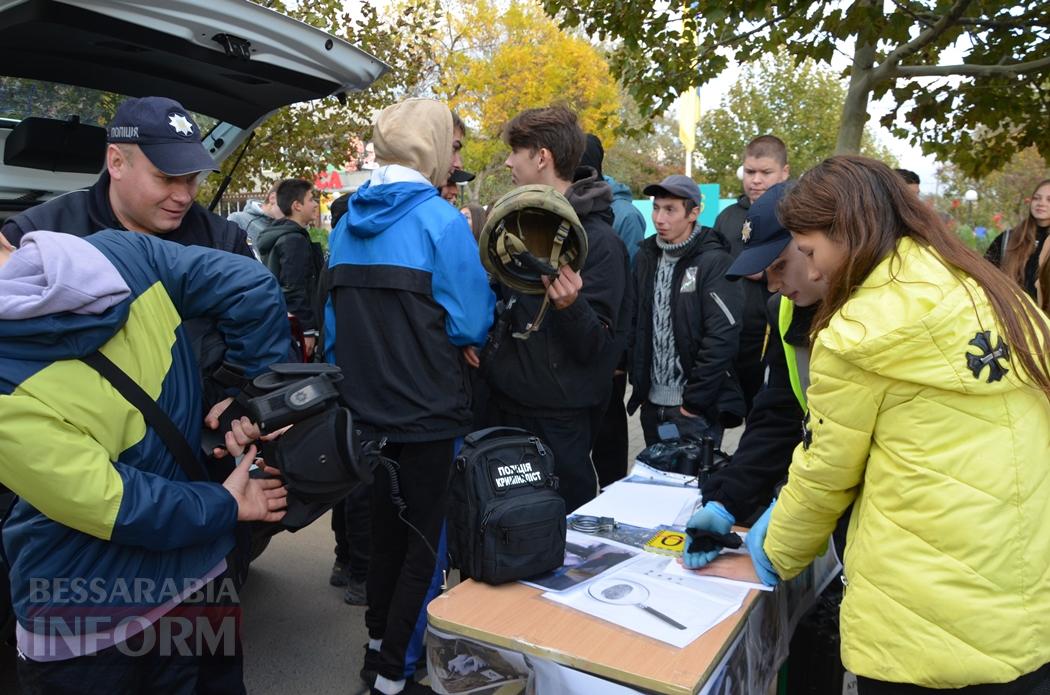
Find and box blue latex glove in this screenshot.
[682,501,735,569]
[746,501,781,586]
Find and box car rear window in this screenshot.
[0,77,218,133]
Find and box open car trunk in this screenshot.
[0,0,388,213]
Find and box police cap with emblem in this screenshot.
[107,96,219,176]
[725,181,793,280]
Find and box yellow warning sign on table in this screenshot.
[644,530,687,555]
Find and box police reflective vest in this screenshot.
[778,295,808,413]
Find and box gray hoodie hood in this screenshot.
[0,231,130,320]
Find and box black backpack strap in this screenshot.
[463,427,530,446]
[80,351,208,482]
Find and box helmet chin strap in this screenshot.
[512,219,571,340]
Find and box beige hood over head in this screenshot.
[371,98,453,187]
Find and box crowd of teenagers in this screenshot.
[0,91,1048,695]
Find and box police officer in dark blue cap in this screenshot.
[687,181,829,561]
[1,96,252,258]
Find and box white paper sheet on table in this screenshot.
[573,481,700,529]
[543,555,744,649]
[621,461,698,487]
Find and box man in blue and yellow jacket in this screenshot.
[0,229,291,693]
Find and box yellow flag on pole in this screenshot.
[678,87,700,153]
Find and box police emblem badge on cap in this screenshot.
[168,113,195,136]
[741,219,752,243]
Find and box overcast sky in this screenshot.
[691,50,957,195]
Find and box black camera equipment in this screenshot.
[208,364,439,560]
[635,435,730,484]
[211,362,373,531]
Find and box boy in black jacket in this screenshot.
[256,178,323,359]
[628,175,745,447]
[479,105,630,512]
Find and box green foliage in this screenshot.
[308,226,330,254]
[694,50,897,195]
[198,0,442,203]
[540,0,1050,178]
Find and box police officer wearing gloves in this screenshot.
[682,182,826,565]
[747,157,1050,693]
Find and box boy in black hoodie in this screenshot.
[478,106,630,512]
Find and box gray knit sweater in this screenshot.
[648,227,699,405]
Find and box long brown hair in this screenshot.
[1002,178,1050,287]
[779,155,1050,400]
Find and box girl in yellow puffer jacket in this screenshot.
[752,155,1050,693]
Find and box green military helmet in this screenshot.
[479,184,588,295]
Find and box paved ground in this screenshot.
[0,394,742,694]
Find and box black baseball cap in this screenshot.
[449,169,475,184]
[725,182,793,280]
[106,96,219,176]
[643,175,701,208]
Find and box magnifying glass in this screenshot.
[587,579,687,630]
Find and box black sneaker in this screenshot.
[344,578,367,606]
[330,560,349,587]
[360,644,381,687]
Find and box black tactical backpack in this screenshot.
[447,427,566,584]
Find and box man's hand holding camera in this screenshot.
[221,417,289,523]
[209,405,290,524]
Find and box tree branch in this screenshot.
[678,4,806,77]
[871,0,972,82]
[916,7,1049,30]
[888,0,937,29]
[894,55,1050,77]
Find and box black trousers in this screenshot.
[365,439,454,682]
[639,402,724,449]
[17,634,199,695]
[332,482,372,582]
[17,566,244,695]
[591,372,629,488]
[488,404,603,513]
[856,661,1050,695]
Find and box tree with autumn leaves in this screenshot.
[539,0,1050,179]
[201,0,624,206]
[198,0,442,201]
[428,0,622,202]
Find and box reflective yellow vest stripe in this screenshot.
[778,295,808,412]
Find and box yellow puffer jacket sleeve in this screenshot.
[763,342,883,580]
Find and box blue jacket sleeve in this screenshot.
[109,460,238,550]
[134,232,291,377]
[431,216,495,346]
[619,207,646,264]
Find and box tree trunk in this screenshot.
[836,40,877,154]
